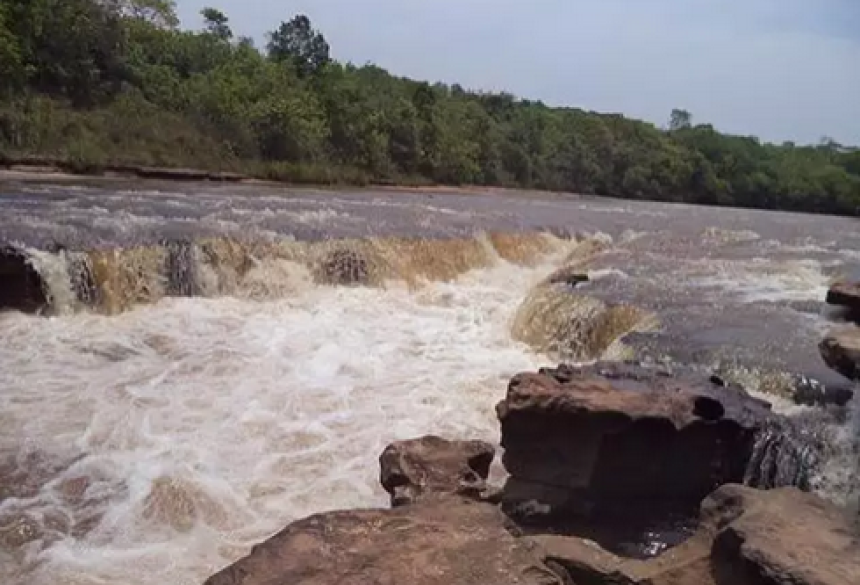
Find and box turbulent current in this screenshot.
[0,179,859,584]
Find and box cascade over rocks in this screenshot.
[497,362,779,526]
[379,436,496,506]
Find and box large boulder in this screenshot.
[379,436,495,506]
[203,496,563,585]
[497,362,777,526]
[825,282,860,311]
[820,328,860,381]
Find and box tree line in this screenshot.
[1,0,859,215]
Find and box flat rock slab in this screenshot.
[527,484,859,585]
[705,485,860,585]
[203,497,563,585]
[820,328,860,380]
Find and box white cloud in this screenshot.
[176,0,860,144]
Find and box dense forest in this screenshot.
[1,0,859,215]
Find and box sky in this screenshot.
[175,0,860,145]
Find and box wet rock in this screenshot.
[0,246,48,313]
[316,248,372,286]
[790,373,854,408]
[546,268,590,288]
[165,240,202,297]
[379,436,495,506]
[820,328,860,381]
[203,496,563,585]
[825,282,860,311]
[512,288,653,362]
[704,484,860,585]
[497,362,776,527]
[0,513,42,549]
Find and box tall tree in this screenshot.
[267,15,331,77]
[669,108,692,131]
[201,7,232,41]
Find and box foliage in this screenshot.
[0,1,858,216]
[267,15,331,78]
[669,109,692,132]
[201,7,232,41]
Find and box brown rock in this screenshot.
[528,485,859,585]
[819,328,860,380]
[203,497,563,585]
[529,534,639,585]
[497,363,775,525]
[703,484,859,585]
[825,282,860,310]
[529,531,716,585]
[379,435,495,506]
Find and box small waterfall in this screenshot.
[511,285,657,362]
[0,231,585,315]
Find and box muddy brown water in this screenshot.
[0,178,858,584]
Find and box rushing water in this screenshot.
[0,179,858,584]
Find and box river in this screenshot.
[0,179,858,584]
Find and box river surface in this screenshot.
[0,179,858,585]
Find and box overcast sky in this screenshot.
[175,0,860,145]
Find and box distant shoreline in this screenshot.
[0,159,577,201]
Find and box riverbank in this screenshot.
[0,159,576,202]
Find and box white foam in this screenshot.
[0,258,557,585]
[689,257,831,303]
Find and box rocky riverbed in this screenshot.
[0,179,858,584]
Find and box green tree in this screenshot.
[0,5,23,93]
[201,7,232,41]
[669,108,692,131]
[0,1,857,214]
[108,0,178,28]
[267,15,331,77]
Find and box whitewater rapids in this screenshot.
[1,180,859,584]
[0,248,579,585]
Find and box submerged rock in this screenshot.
[203,496,563,585]
[497,362,778,526]
[511,288,654,362]
[315,248,373,286]
[379,436,495,506]
[820,328,860,381]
